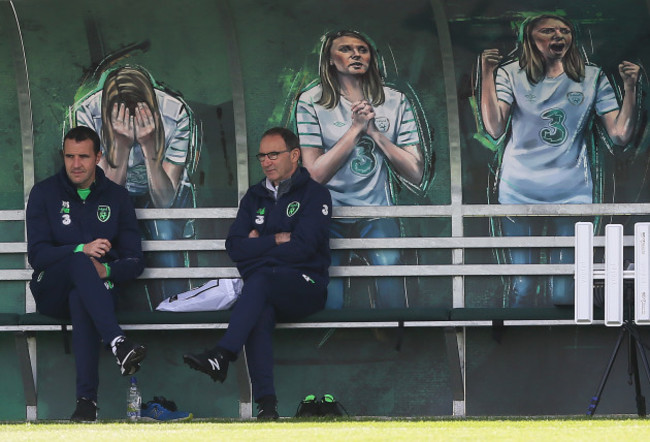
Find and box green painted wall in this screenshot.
[2,0,650,419]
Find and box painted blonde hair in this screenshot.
[316,30,385,109]
[100,66,165,167]
[519,14,584,84]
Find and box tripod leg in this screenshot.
[629,333,646,417]
[587,327,627,417]
[631,328,650,386]
[629,323,650,418]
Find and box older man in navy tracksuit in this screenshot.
[26,126,146,422]
[184,127,331,419]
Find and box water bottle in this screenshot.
[126,376,142,421]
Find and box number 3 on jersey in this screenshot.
[539,108,567,145]
[350,136,377,176]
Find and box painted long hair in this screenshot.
[100,66,165,167]
[519,14,584,84]
[316,30,385,109]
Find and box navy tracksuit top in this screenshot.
[26,166,144,287]
[225,167,332,281]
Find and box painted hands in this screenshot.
[351,99,376,132]
[619,61,641,89]
[110,102,158,159]
[481,49,503,74]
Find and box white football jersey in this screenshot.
[74,89,191,196]
[495,61,619,204]
[297,85,420,206]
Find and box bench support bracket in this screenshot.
[444,327,465,416]
[15,332,37,421]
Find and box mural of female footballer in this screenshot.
[295,30,433,309]
[476,14,641,307]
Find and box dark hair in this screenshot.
[317,30,385,109]
[64,126,101,154]
[262,127,300,151]
[519,14,584,84]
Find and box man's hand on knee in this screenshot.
[90,257,108,279]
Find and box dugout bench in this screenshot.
[0,207,589,421]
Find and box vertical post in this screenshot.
[444,327,465,416]
[575,222,594,324]
[216,0,249,202]
[235,347,252,419]
[430,0,466,417]
[635,223,650,324]
[15,333,37,421]
[605,224,624,326]
[3,0,37,420]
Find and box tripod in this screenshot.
[587,287,650,417]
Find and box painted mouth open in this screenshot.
[550,42,565,53]
[349,62,364,69]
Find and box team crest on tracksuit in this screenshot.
[97,205,111,222]
[287,201,300,217]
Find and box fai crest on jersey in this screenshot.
[567,92,584,105]
[97,205,111,222]
[375,117,390,132]
[287,201,300,217]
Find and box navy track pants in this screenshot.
[218,266,326,400]
[30,253,123,401]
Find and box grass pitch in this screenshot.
[2,418,650,441]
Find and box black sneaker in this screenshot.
[256,395,279,420]
[70,397,97,422]
[112,336,147,376]
[295,394,320,417]
[183,348,229,383]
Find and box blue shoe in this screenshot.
[140,397,193,422]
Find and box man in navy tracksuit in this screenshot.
[184,127,331,419]
[26,126,146,422]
